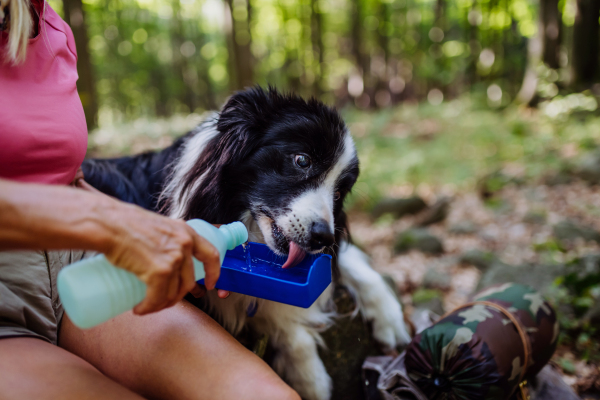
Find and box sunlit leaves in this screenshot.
[65,0,550,119]
[209,64,228,82]
[442,41,466,58]
[132,28,148,43]
[118,40,133,56]
[200,42,218,59]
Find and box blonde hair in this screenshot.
[4,0,33,64]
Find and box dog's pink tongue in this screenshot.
[282,242,306,269]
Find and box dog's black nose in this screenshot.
[309,220,334,250]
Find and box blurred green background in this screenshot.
[50,0,599,126]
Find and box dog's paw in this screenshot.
[370,299,412,350]
[271,325,333,400]
[296,366,332,400]
[362,282,412,349]
[274,350,332,400]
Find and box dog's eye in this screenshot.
[294,155,311,169]
[333,191,341,201]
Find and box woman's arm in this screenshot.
[0,178,221,314]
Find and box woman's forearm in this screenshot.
[0,178,121,252]
[0,178,222,314]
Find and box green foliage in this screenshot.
[48,0,549,122]
[412,288,443,304]
[555,357,577,374]
[532,239,566,254]
[553,256,600,361]
[342,97,600,210]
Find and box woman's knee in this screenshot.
[0,337,144,400]
[258,382,301,400]
[234,370,301,400]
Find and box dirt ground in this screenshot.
[348,180,600,398]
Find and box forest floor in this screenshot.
[90,97,600,398]
[348,181,600,399]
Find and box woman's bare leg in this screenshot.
[59,300,300,400]
[0,337,145,400]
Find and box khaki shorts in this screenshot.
[0,249,86,345]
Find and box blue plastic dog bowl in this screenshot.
[198,242,332,308]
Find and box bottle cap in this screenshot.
[219,222,248,250]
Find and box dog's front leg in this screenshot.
[337,242,412,350]
[254,304,333,400]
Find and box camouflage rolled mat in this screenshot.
[405,283,559,400]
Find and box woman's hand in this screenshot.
[104,203,222,315]
[190,285,230,299]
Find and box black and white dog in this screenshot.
[83,87,411,400]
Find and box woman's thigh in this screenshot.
[59,300,299,400]
[0,337,144,400]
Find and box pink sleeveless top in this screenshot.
[0,0,87,185]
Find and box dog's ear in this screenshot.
[176,87,279,221]
[215,86,277,160]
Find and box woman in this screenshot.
[0,1,300,399]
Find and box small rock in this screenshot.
[476,262,566,295]
[553,220,600,243]
[523,211,547,225]
[544,170,574,186]
[529,365,581,400]
[422,267,452,291]
[574,150,600,185]
[415,197,451,226]
[448,220,478,234]
[371,196,427,220]
[459,249,497,271]
[394,228,444,255]
[477,171,515,199]
[413,297,445,317]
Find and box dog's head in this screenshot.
[169,87,359,267]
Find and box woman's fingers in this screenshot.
[176,253,196,303]
[188,227,221,290]
[133,270,172,315]
[166,265,180,304]
[189,285,229,299]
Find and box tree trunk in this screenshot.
[540,0,562,69]
[465,2,478,87]
[376,0,389,90]
[62,0,98,129]
[171,0,196,113]
[310,0,324,97]
[572,0,600,87]
[435,0,445,24]
[225,0,253,91]
[516,31,542,106]
[350,0,367,80]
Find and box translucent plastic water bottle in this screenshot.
[58,220,248,329]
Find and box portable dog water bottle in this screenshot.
[59,220,333,329]
[58,220,248,329]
